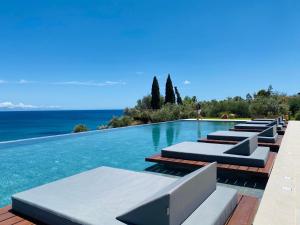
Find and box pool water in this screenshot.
[0,120,236,207]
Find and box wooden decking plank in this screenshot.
[226,195,259,225]
[246,166,259,172]
[237,165,249,171]
[237,194,243,203]
[0,213,15,223]
[0,207,11,216]
[0,216,24,225]
[14,221,34,225]
[146,152,276,177]
[229,165,240,170]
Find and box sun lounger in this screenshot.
[12,164,239,225]
[161,136,269,168]
[207,126,278,143]
[233,123,270,131]
[253,117,287,127]
[253,118,276,121]
[244,120,277,126]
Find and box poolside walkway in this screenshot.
[254,121,300,225]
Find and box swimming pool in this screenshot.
[0,120,236,207]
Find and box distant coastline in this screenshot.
[0,109,123,142]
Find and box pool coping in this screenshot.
[253,121,299,225]
[0,119,244,148]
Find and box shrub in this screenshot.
[73,124,88,133]
[108,116,133,128]
[295,111,300,120]
[229,114,236,119]
[98,125,109,130]
[288,96,300,115]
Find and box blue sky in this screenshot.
[0,0,299,109]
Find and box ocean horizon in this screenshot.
[0,109,123,142]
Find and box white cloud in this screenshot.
[54,80,126,87]
[183,80,191,85]
[18,79,35,84]
[0,102,37,109]
[0,79,126,87]
[0,101,60,110]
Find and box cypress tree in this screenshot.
[174,86,183,105]
[151,76,161,109]
[164,74,176,104]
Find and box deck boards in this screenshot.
[226,195,259,225]
[198,135,283,152]
[146,152,277,177]
[0,194,259,225]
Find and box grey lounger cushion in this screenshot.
[183,186,237,225]
[12,167,177,225]
[259,125,276,137]
[257,126,278,143]
[12,165,237,225]
[253,118,275,121]
[224,135,258,156]
[207,131,258,141]
[162,141,269,167]
[117,163,217,225]
[258,135,278,143]
[207,126,278,143]
[245,121,271,125]
[234,123,269,131]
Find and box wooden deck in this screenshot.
[198,135,283,152]
[146,152,277,178]
[225,195,259,225]
[229,128,286,135]
[0,195,258,225]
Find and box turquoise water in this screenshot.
[0,120,236,207]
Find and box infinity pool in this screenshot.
[0,120,236,207]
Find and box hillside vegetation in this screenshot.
[106,76,300,128]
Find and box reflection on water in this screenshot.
[152,122,183,150]
[151,121,206,148]
[166,124,174,146]
[150,120,236,149]
[175,122,181,139]
[197,120,201,138]
[152,125,160,151]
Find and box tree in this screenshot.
[151,76,161,109]
[164,74,176,104]
[255,85,273,98]
[192,96,197,103]
[174,86,183,105]
[267,85,273,95]
[246,93,253,102]
[136,95,152,110]
[233,96,243,101]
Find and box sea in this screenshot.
[0,110,123,142]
